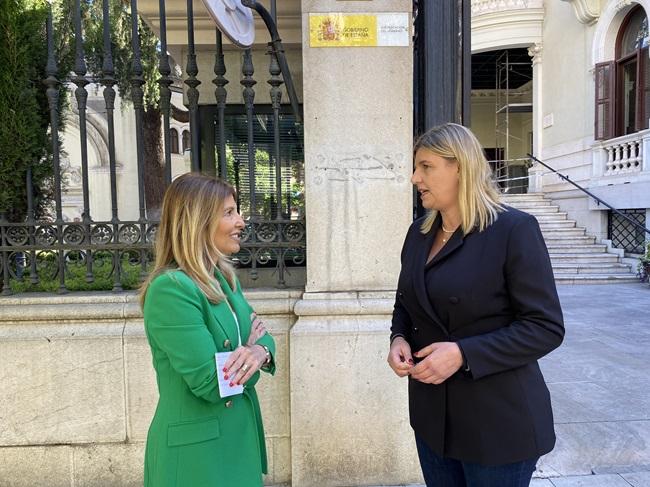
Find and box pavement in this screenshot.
[372,283,650,487]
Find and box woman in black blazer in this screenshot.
[387,123,564,487]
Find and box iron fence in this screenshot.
[0,0,305,295]
[608,209,647,254]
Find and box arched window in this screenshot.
[182,130,191,152]
[596,6,650,139]
[617,7,650,136]
[170,128,179,154]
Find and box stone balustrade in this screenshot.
[594,130,649,177]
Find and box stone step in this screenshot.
[519,206,562,214]
[555,274,640,284]
[547,244,608,253]
[507,201,555,209]
[552,263,633,275]
[550,253,620,263]
[502,193,546,199]
[533,213,570,221]
[502,198,549,205]
[544,236,596,245]
[538,221,577,229]
[542,229,587,237]
[505,194,637,283]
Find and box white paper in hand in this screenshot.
[215,352,244,398]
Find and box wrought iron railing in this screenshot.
[527,153,650,238]
[0,0,305,295]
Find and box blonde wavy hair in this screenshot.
[414,123,503,234]
[139,173,238,308]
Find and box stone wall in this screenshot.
[0,290,419,487]
[0,290,301,487]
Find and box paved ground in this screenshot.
[372,283,650,487]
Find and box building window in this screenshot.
[182,130,191,152]
[595,6,650,139]
[170,128,179,154]
[199,104,305,221]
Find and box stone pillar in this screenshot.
[528,43,544,193]
[290,1,417,486]
[642,130,650,172]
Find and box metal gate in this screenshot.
[0,0,305,295]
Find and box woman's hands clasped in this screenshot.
[388,337,464,384]
[223,312,268,386]
[410,342,463,384]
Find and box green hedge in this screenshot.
[9,253,143,293]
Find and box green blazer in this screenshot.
[143,269,276,487]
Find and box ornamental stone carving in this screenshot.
[471,0,543,17]
[560,0,600,25]
[615,0,634,11]
[528,43,543,64]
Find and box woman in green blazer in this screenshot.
[140,173,276,487]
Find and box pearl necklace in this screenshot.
[440,223,457,243]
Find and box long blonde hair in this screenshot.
[139,173,238,307]
[414,123,503,234]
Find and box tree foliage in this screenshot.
[0,0,168,222]
[0,0,57,221]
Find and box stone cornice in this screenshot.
[294,291,394,317]
[472,0,544,17]
[471,8,544,53]
[0,288,303,323]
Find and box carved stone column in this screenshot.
[290,1,417,486]
[528,43,544,192]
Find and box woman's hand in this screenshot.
[410,342,463,384]
[246,312,267,347]
[387,336,414,377]
[223,345,267,386]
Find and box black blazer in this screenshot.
[391,207,564,466]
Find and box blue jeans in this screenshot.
[415,435,538,487]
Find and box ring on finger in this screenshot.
[241,363,250,373]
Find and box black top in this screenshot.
[391,207,564,466]
[424,233,461,329]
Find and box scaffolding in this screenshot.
[494,51,533,192]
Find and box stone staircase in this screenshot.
[502,193,639,284]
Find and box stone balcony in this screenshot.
[593,129,649,178]
[589,130,650,210]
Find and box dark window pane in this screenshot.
[170,129,179,154]
[214,112,305,221]
[621,9,649,57]
[182,131,191,152]
[623,61,638,134]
